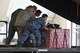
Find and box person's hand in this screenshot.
[45,27,49,30]
[49,28,53,31]
[43,26,49,30]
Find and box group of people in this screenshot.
[5,5,50,47]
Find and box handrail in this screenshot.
[0,21,8,39]
[0,21,8,23]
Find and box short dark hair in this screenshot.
[36,10,42,13]
[32,5,37,9]
[42,14,48,18]
[25,5,33,10]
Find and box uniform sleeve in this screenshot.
[29,13,36,22]
[41,19,46,27]
[37,18,46,27]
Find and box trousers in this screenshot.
[5,26,17,46]
[17,26,41,47]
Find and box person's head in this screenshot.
[25,5,37,13]
[25,5,33,11]
[35,10,42,17]
[32,5,37,13]
[42,14,48,21]
[25,5,33,10]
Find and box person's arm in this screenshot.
[30,13,36,22]
[42,26,53,31]
[43,26,49,30]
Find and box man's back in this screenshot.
[15,10,35,27]
[31,18,45,30]
[9,9,23,26]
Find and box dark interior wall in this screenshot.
[31,0,80,24]
[73,0,80,4]
[79,5,80,23]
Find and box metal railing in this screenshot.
[0,21,8,39]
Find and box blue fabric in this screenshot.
[32,17,45,29]
[18,17,45,47]
[18,26,41,47]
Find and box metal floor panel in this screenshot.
[0,47,79,52]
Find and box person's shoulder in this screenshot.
[18,9,26,14]
[35,17,42,21]
[16,8,23,11]
[38,17,43,19]
[12,8,23,14]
